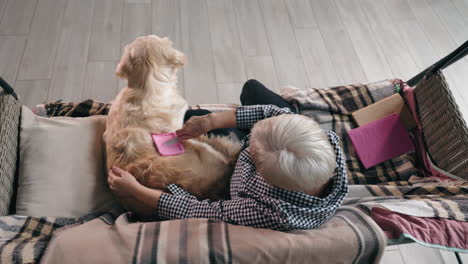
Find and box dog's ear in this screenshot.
[115,48,140,79]
[168,49,186,68]
[115,47,135,79]
[159,37,186,67]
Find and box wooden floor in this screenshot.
[1,0,467,262]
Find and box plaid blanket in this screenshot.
[0,215,94,263]
[280,80,468,252]
[0,207,385,264]
[41,206,383,264]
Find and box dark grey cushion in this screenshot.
[0,91,20,216]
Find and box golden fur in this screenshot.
[104,35,241,204]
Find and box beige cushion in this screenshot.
[16,106,118,217]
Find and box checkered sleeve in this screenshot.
[236,105,293,130]
[158,184,289,230]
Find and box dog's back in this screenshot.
[105,88,240,200]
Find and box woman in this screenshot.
[108,80,348,231]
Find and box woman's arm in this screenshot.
[176,105,292,140]
[235,105,293,130]
[133,184,163,209]
[108,167,289,230]
[206,110,237,130]
[157,184,289,231]
[176,110,237,140]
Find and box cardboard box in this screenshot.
[351,93,417,130]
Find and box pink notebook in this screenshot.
[348,113,414,169]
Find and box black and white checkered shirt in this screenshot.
[158,105,348,231]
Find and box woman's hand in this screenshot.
[108,167,166,219]
[176,115,213,140]
[108,167,142,198]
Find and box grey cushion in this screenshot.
[16,107,119,218]
[0,91,21,216]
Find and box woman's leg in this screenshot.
[184,109,246,140]
[240,79,296,113]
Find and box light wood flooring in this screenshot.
[1,0,467,263]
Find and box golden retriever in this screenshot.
[104,35,241,206]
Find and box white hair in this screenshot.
[250,114,336,193]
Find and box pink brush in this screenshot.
[152,132,185,156]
